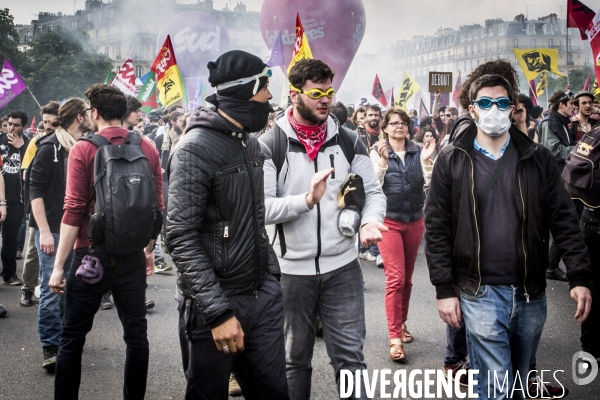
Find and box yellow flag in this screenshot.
[287,13,313,76]
[592,79,600,102]
[151,35,185,109]
[395,73,421,110]
[536,72,547,97]
[513,48,562,81]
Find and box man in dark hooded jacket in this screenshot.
[166,50,288,399]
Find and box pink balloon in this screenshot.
[260,0,366,92]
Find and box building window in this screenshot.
[568,38,573,50]
[543,24,554,34]
[496,40,500,51]
[117,45,121,59]
[527,24,536,35]
[489,28,494,36]
[514,39,519,47]
[549,38,554,47]
[568,53,573,63]
[87,13,91,22]
[499,25,505,35]
[531,39,536,47]
[135,65,142,77]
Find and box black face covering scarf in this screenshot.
[548,111,574,146]
[207,94,273,133]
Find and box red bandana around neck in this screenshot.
[287,108,328,161]
[365,123,380,137]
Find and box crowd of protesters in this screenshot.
[0,53,598,400]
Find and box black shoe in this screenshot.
[315,316,324,337]
[546,268,568,282]
[145,298,155,310]
[0,304,6,317]
[20,290,34,307]
[3,274,23,286]
[100,293,113,310]
[42,346,58,370]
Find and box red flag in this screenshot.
[567,0,596,40]
[528,80,538,106]
[583,71,591,91]
[113,58,138,96]
[430,92,450,111]
[29,115,37,132]
[372,74,387,107]
[452,71,462,108]
[383,88,394,109]
[419,98,429,117]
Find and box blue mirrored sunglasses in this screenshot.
[473,97,511,111]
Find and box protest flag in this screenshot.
[568,0,596,40]
[395,73,420,110]
[151,35,185,109]
[591,79,600,101]
[0,59,29,110]
[265,31,285,68]
[112,56,138,96]
[137,71,158,114]
[419,97,429,117]
[287,13,313,76]
[452,71,462,108]
[513,48,562,81]
[383,88,394,109]
[104,70,116,85]
[372,74,387,107]
[29,115,37,131]
[536,72,548,97]
[528,80,538,106]
[583,71,591,91]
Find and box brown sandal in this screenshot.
[389,343,405,362]
[401,324,414,343]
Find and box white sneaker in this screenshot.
[376,255,384,268]
[359,250,376,262]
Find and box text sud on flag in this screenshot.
[151,35,185,109]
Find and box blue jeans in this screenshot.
[445,321,468,366]
[35,230,73,348]
[461,285,547,400]
[154,233,164,261]
[55,250,149,400]
[280,259,367,400]
[358,242,379,256]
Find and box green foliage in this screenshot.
[1,11,112,122]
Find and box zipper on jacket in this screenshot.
[224,226,229,238]
[329,153,335,179]
[241,138,260,297]
[314,154,322,275]
[456,147,482,294]
[518,171,530,303]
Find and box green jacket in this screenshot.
[537,119,573,172]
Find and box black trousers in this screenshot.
[580,208,600,358]
[0,201,24,278]
[55,250,149,400]
[178,275,289,400]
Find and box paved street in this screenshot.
[0,236,597,399]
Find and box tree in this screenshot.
[1,10,112,122]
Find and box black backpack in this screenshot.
[83,131,161,254]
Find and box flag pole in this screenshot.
[545,74,549,110]
[566,24,570,86]
[27,87,41,109]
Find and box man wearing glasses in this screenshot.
[426,75,592,399]
[260,59,386,400]
[538,90,577,282]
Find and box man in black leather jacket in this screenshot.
[166,50,289,400]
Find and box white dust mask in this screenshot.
[476,106,512,137]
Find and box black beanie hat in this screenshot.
[530,105,543,119]
[207,50,269,101]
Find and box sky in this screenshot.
[8,0,600,55]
